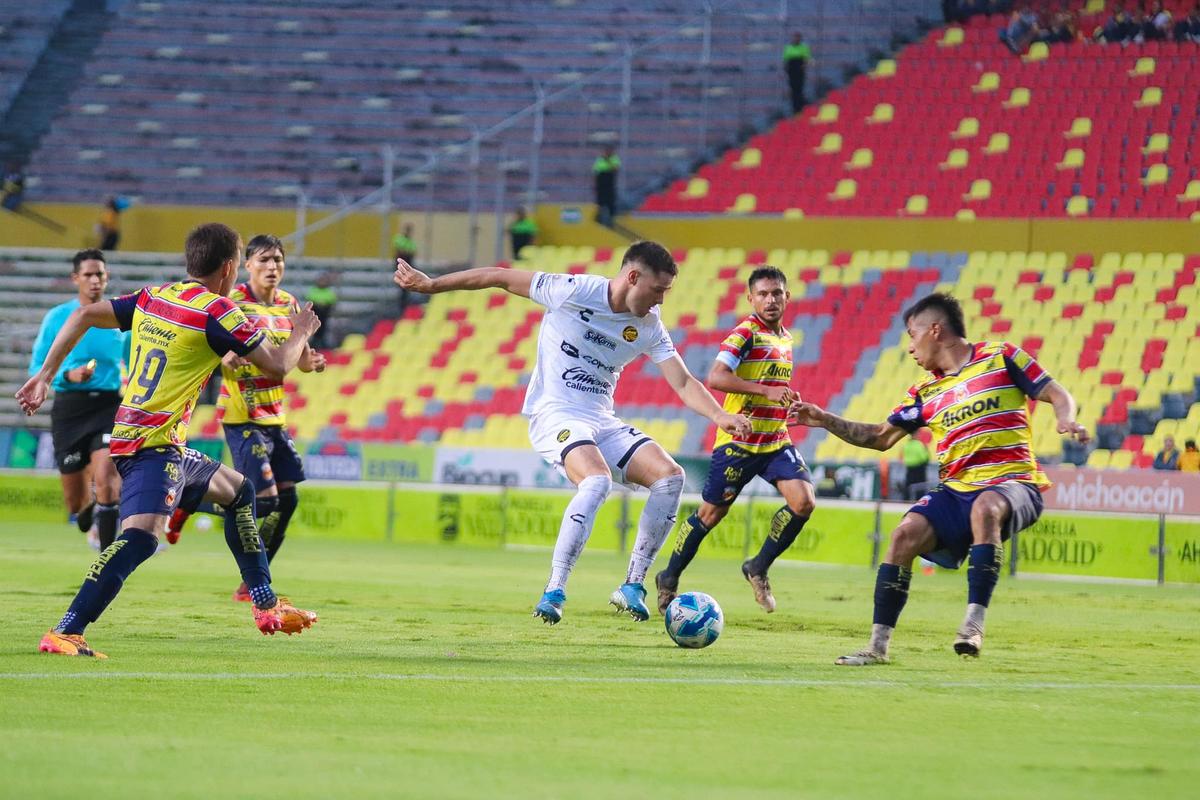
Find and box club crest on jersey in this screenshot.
[622,326,638,342]
[722,486,738,502]
[557,429,571,443]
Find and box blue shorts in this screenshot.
[907,481,1044,569]
[701,444,812,506]
[223,423,306,493]
[114,447,222,521]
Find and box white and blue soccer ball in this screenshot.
[664,591,724,649]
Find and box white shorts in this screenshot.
[528,408,653,482]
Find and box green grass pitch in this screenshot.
[1,520,1198,799]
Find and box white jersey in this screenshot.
[522,272,676,417]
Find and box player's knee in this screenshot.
[578,473,612,500]
[889,522,927,560]
[788,494,816,518]
[970,494,1007,529]
[697,503,726,528]
[650,470,685,498]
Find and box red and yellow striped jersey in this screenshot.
[217,283,297,426]
[887,341,1052,492]
[712,314,794,454]
[108,281,264,456]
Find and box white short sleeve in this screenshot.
[646,320,676,364]
[529,272,580,310]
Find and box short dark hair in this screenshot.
[185,223,241,278]
[903,292,967,338]
[748,265,786,290]
[621,240,677,276]
[1186,439,1197,449]
[245,233,285,260]
[72,248,106,273]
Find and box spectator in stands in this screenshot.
[95,196,126,250]
[392,223,418,313]
[1037,9,1077,44]
[306,273,337,350]
[902,431,932,500]
[1,163,26,212]
[1000,6,1040,54]
[1095,5,1136,42]
[1179,439,1200,472]
[1174,4,1200,41]
[593,146,620,227]
[783,32,813,114]
[1153,435,1181,470]
[508,206,537,259]
[1144,2,1172,40]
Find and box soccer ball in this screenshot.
[664,591,724,649]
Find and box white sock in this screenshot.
[963,602,987,632]
[869,623,894,655]
[624,473,685,585]
[546,474,612,592]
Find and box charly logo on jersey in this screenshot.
[622,325,638,342]
[584,330,617,351]
[561,366,612,395]
[557,429,571,443]
[561,341,580,358]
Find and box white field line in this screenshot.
[0,672,1197,690]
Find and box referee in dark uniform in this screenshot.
[28,249,128,549]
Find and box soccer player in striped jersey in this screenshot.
[167,235,325,604]
[655,266,816,615]
[791,293,1089,664]
[16,223,320,658]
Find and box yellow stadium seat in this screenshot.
[939,148,968,170]
[866,103,894,124]
[727,193,757,213]
[1135,86,1162,107]
[845,148,873,170]
[783,207,804,219]
[983,132,1010,155]
[1066,196,1090,217]
[1143,164,1168,186]
[972,72,1000,93]
[955,208,976,221]
[1065,117,1092,139]
[733,147,762,169]
[828,179,857,201]
[870,59,896,79]
[938,27,964,47]
[682,177,709,198]
[1110,450,1134,469]
[1086,449,1110,469]
[1022,41,1049,62]
[1129,56,1155,77]
[814,132,842,154]
[1056,148,1085,170]
[1084,0,1105,11]
[951,117,979,139]
[1142,133,1169,154]
[903,195,928,215]
[1002,87,1031,107]
[812,103,839,124]
[1178,180,1200,201]
[962,179,992,202]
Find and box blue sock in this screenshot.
[263,487,297,564]
[967,544,1002,607]
[872,563,912,628]
[95,503,119,550]
[56,528,158,635]
[663,512,709,578]
[750,506,810,572]
[223,480,275,608]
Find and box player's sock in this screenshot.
[965,543,1002,627]
[545,474,612,591]
[95,503,119,550]
[264,487,297,563]
[195,500,225,517]
[748,505,810,573]
[625,473,685,584]
[222,479,276,609]
[662,512,710,578]
[55,528,158,635]
[870,563,912,651]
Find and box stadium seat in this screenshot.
[1057,149,1085,170]
[937,27,964,47]
[962,179,992,202]
[955,209,976,220]
[951,117,979,140]
[1128,57,1155,77]
[983,132,1010,155]
[733,148,762,169]
[1135,86,1162,107]
[1178,181,1200,202]
[972,72,1000,93]
[845,148,873,170]
[782,207,804,218]
[1142,134,1169,155]
[870,59,896,79]
[903,195,928,215]
[1002,87,1031,108]
[828,179,857,200]
[814,133,843,154]
[940,149,968,170]
[866,103,894,124]
[812,103,839,124]
[728,193,757,213]
[1143,164,1168,186]
[681,177,709,198]
[1022,42,1049,63]
[1066,196,1090,217]
[1064,117,1092,139]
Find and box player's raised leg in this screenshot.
[741,474,816,613]
[835,513,937,666]
[613,441,685,621]
[534,442,612,624]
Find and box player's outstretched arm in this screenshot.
[1036,380,1091,443]
[790,400,907,451]
[657,355,752,438]
[16,301,118,415]
[245,303,320,379]
[393,258,534,299]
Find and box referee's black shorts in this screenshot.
[50,390,122,474]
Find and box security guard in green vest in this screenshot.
[593,146,620,226]
[784,33,813,113]
[509,206,538,258]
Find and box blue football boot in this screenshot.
[533,588,566,624]
[609,582,650,622]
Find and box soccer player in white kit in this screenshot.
[394,241,751,624]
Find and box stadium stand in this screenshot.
[13,1,938,210]
[0,1,70,116]
[642,6,1200,218]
